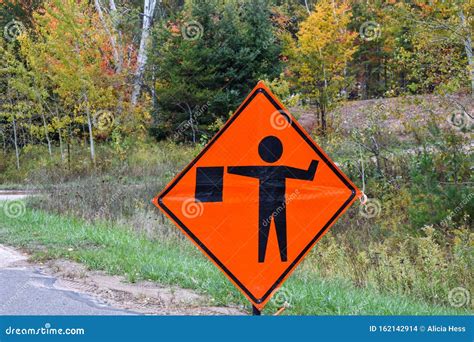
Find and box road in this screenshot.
[0,244,136,315]
[0,190,40,201]
[0,189,134,314]
[0,191,243,315]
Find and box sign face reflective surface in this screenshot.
[153,81,360,310]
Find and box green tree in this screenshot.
[32,0,119,164]
[348,0,473,97]
[0,40,33,169]
[402,0,473,96]
[149,0,282,142]
[288,0,356,133]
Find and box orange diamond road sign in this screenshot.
[152,81,361,311]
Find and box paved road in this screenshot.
[0,245,136,315]
[0,190,33,201]
[0,192,243,315]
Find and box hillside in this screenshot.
[292,94,473,142]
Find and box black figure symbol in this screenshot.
[227,136,318,263]
[194,136,318,263]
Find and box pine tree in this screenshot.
[149,0,282,141]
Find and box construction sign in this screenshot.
[153,81,361,311]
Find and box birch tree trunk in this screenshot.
[58,127,64,162]
[94,0,122,73]
[108,0,126,116]
[7,88,20,169]
[319,48,328,134]
[0,129,5,156]
[41,111,52,157]
[109,0,117,11]
[55,106,65,162]
[67,128,71,170]
[84,94,96,165]
[131,0,157,106]
[12,114,20,170]
[304,0,311,14]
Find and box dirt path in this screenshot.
[0,244,244,315]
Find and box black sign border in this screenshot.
[158,87,356,305]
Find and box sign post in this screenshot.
[153,81,361,314]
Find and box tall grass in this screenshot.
[1,101,472,313]
[0,208,470,315]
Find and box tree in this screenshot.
[288,0,356,133]
[131,0,158,106]
[149,0,282,141]
[346,1,391,98]
[0,39,33,169]
[0,0,43,32]
[32,0,118,164]
[402,0,474,96]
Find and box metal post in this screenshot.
[252,305,261,316]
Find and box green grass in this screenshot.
[0,184,27,190]
[0,205,469,315]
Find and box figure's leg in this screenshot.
[273,207,288,262]
[258,207,272,263]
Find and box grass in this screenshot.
[0,184,27,190]
[0,205,469,315]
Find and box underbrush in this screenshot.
[0,208,470,315]
[20,134,472,311]
[1,104,472,313]
[308,224,472,309]
[0,139,200,185]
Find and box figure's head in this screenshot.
[258,135,283,163]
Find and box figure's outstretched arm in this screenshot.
[286,160,318,180]
[227,166,262,178]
